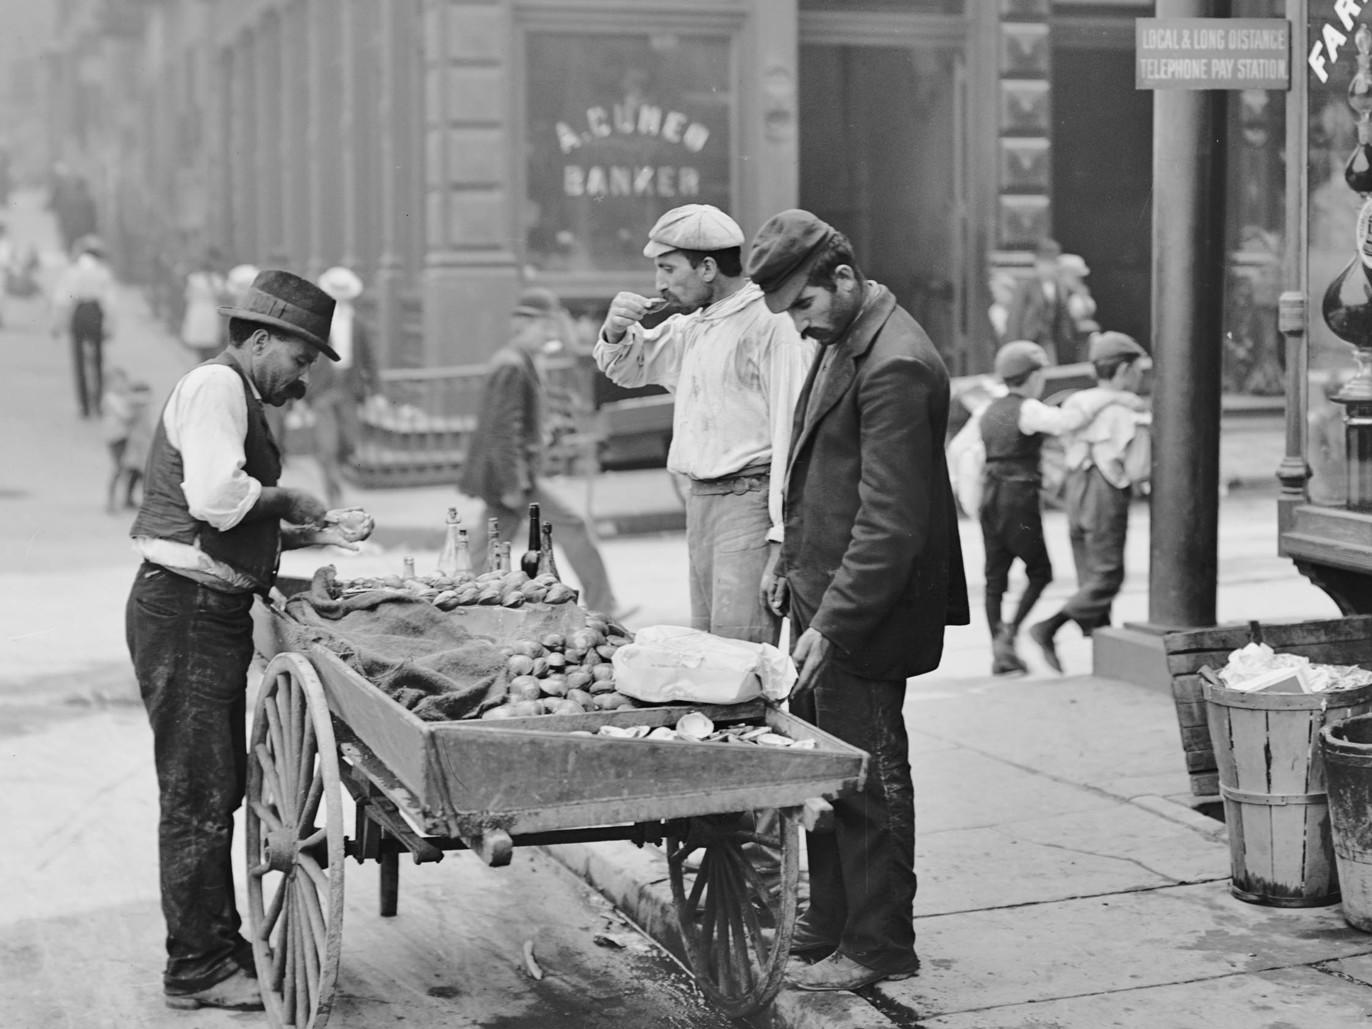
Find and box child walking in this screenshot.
[1029,332,1151,673]
[979,340,1130,674]
[102,370,154,512]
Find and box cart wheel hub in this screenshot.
[263,825,299,873]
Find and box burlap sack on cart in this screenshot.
[611,625,796,705]
[283,582,507,721]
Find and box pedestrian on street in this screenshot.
[125,269,371,1012]
[50,234,117,418]
[1005,238,1076,365]
[312,265,379,508]
[748,209,969,992]
[180,247,228,364]
[1029,331,1151,673]
[100,368,153,512]
[978,340,1127,675]
[594,203,815,644]
[461,286,623,616]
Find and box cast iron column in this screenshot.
[1147,0,1230,628]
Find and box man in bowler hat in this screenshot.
[748,210,969,991]
[126,270,373,1011]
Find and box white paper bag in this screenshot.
[611,625,796,705]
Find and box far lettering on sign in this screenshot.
[1136,17,1291,91]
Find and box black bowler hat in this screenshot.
[218,269,339,360]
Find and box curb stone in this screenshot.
[539,839,901,1029]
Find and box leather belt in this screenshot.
[690,467,770,496]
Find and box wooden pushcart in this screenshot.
[246,600,867,1027]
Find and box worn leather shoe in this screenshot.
[164,969,264,1011]
[788,922,839,960]
[1028,620,1064,674]
[787,951,919,991]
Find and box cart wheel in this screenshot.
[246,654,346,1029]
[666,807,800,1018]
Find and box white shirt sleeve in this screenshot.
[164,365,263,530]
[593,314,689,391]
[761,323,817,543]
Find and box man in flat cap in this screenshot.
[979,340,1135,675]
[594,203,814,645]
[462,286,622,615]
[1029,331,1150,672]
[747,209,968,991]
[126,270,373,1011]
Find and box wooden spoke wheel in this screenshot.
[245,654,346,1029]
[665,807,800,1018]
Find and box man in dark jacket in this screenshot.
[459,287,621,615]
[126,270,373,1011]
[1005,238,1076,364]
[748,210,969,992]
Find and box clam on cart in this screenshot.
[247,592,868,1028]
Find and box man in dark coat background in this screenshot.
[748,210,969,992]
[459,286,621,616]
[1005,237,1077,364]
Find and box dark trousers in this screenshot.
[71,300,105,417]
[467,483,617,615]
[1061,467,1130,632]
[125,563,256,994]
[979,476,1052,634]
[789,657,917,972]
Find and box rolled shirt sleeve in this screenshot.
[164,364,263,530]
[593,315,689,391]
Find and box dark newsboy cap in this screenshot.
[218,269,339,360]
[745,209,838,314]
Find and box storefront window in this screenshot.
[524,32,733,274]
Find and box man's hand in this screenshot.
[790,627,834,700]
[294,526,363,551]
[323,507,375,544]
[601,292,659,345]
[760,542,788,616]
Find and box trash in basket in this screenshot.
[1204,676,1372,907]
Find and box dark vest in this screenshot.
[980,394,1042,480]
[130,353,283,592]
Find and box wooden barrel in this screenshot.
[1204,679,1372,906]
[1321,714,1372,931]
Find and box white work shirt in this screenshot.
[594,282,816,542]
[1015,394,1110,437]
[1060,386,1147,490]
[132,363,267,590]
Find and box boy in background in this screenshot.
[979,341,1126,674]
[1029,332,1151,673]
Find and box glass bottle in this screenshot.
[402,555,416,580]
[521,502,542,578]
[485,516,500,574]
[498,541,513,574]
[453,528,474,581]
[436,507,462,578]
[538,522,562,580]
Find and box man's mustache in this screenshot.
[286,381,307,400]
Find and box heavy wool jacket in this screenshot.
[781,284,970,680]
